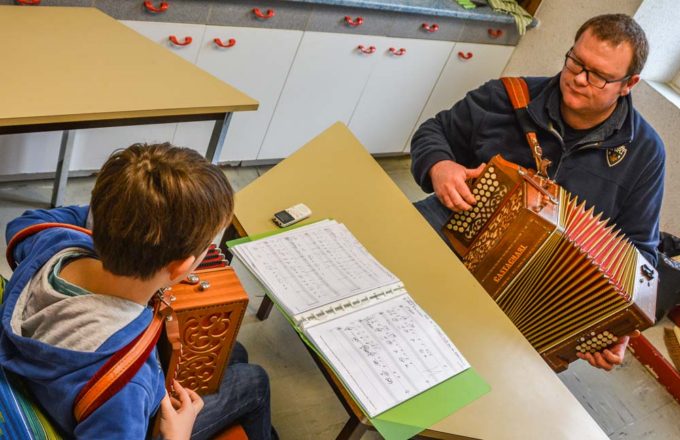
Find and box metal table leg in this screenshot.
[205,112,233,164]
[50,129,75,207]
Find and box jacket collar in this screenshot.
[526,74,635,149]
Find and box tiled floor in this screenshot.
[1,156,680,439]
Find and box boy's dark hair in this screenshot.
[575,14,649,76]
[90,143,233,279]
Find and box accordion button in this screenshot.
[446,224,452,229]
[199,281,211,291]
[489,167,495,172]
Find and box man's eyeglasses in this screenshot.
[564,49,631,89]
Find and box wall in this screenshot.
[502,0,680,236]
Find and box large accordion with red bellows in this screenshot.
[442,155,657,372]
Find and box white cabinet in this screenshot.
[0,132,62,176]
[257,32,381,161]
[405,43,514,152]
[69,21,207,172]
[348,37,453,154]
[173,26,303,162]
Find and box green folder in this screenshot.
[227,225,491,440]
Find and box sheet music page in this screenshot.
[231,220,400,316]
[306,293,470,418]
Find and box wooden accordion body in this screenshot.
[443,155,658,371]
[158,252,249,395]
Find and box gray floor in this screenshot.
[1,156,680,439]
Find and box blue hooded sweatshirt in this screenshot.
[411,75,665,266]
[0,206,165,438]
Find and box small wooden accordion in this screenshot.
[443,155,658,371]
[158,246,249,394]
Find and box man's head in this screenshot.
[90,143,233,280]
[560,14,648,121]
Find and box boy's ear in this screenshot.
[166,255,197,283]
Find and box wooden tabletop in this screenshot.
[0,6,257,129]
[233,122,608,440]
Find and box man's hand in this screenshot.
[158,379,204,440]
[576,330,640,371]
[429,160,485,212]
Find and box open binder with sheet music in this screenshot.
[229,219,490,437]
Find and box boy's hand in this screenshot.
[429,161,485,212]
[159,380,204,440]
[576,330,640,371]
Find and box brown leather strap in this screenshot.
[6,222,91,270]
[501,77,551,177]
[74,297,168,422]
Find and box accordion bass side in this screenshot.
[443,155,657,372]
[158,247,249,394]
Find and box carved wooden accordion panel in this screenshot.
[443,155,658,372]
[158,246,248,394]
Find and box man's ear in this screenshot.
[166,255,197,283]
[621,74,640,96]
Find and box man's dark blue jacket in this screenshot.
[411,75,665,266]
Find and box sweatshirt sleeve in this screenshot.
[410,80,496,193]
[73,381,160,439]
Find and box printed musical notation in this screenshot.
[232,220,399,317]
[307,294,469,417]
[231,220,471,418]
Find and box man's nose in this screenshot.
[573,69,589,87]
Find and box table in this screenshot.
[222,122,609,439]
[0,6,257,207]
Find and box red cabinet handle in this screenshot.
[252,8,275,19]
[357,45,376,54]
[214,38,236,48]
[389,47,407,56]
[144,1,168,13]
[458,51,473,60]
[345,16,364,27]
[488,28,504,38]
[169,35,192,46]
[421,23,439,33]
[15,0,41,5]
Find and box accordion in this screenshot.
[158,245,249,394]
[443,155,657,371]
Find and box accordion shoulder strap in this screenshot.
[6,222,166,424]
[500,77,551,177]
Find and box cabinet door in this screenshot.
[0,132,62,176]
[348,37,453,154]
[70,21,207,172]
[173,26,303,162]
[405,43,514,152]
[257,32,381,161]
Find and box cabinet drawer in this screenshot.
[459,20,519,46]
[387,13,465,42]
[208,0,311,31]
[95,0,211,24]
[306,5,394,37]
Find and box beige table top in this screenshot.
[234,123,608,440]
[0,6,257,129]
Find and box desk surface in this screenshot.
[0,6,257,129]
[233,123,608,440]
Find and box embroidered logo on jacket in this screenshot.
[606,145,627,167]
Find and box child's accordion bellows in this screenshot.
[443,155,657,371]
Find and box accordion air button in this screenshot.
[186,274,200,285]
